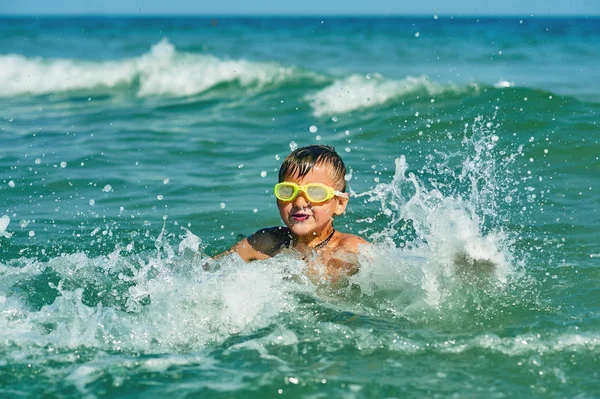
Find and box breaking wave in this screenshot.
[307,73,476,117]
[1,38,485,113]
[0,39,309,98]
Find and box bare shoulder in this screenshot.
[216,226,289,262]
[316,233,368,283]
[335,232,369,253]
[246,226,290,257]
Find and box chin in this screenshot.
[287,222,316,237]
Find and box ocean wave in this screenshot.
[0,39,305,97]
[307,73,474,117]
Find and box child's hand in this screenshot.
[304,249,360,286]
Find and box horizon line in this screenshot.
[1,13,599,18]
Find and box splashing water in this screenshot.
[0,215,13,239]
[0,114,527,364]
[350,114,522,315]
[0,108,546,398]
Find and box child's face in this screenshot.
[277,163,348,240]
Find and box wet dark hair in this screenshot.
[278,145,347,191]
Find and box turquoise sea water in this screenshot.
[0,16,599,397]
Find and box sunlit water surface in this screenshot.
[1,16,599,398]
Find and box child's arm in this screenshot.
[214,227,288,262]
[316,235,369,284]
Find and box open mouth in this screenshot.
[291,212,311,222]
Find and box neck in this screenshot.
[291,225,336,249]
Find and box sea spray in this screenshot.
[345,114,529,324]
[0,215,12,239]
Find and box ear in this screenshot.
[333,195,349,216]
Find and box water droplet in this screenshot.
[309,125,318,133]
[60,161,67,168]
[260,171,267,177]
[102,184,112,192]
[89,199,95,206]
[28,231,35,237]
[157,195,164,200]
[8,180,15,188]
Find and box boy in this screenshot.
[218,145,368,283]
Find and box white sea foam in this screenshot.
[0,54,137,96]
[354,330,600,356]
[0,243,312,353]
[470,332,600,355]
[136,39,294,97]
[307,73,467,117]
[0,39,297,97]
[494,79,514,88]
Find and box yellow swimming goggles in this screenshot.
[274,182,348,203]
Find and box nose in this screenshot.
[293,191,310,207]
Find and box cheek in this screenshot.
[277,200,291,214]
[313,204,335,218]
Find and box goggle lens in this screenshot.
[275,184,295,200]
[306,185,328,201]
